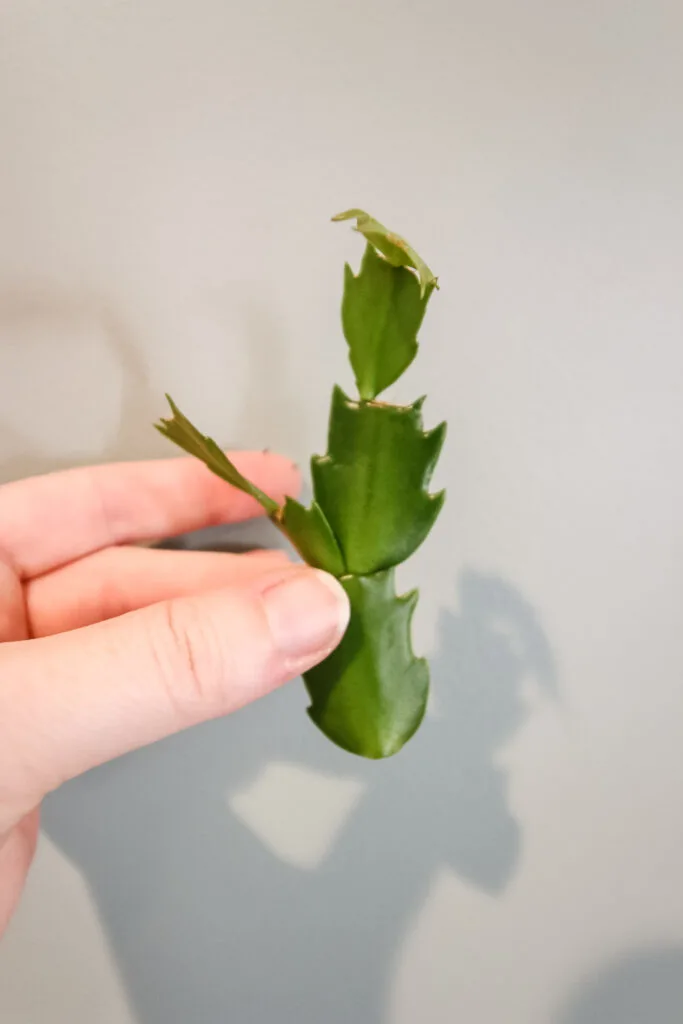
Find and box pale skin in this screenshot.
[0,453,350,936]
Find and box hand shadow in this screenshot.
[42,567,556,1024]
[553,945,683,1024]
[0,285,161,482]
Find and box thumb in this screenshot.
[0,565,349,831]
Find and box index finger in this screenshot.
[0,452,300,580]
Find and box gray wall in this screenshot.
[2,2,683,1021]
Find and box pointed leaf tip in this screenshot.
[154,394,280,517]
[331,209,366,222]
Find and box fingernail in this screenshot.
[262,569,350,660]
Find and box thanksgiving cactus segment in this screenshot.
[155,396,279,516]
[155,398,346,577]
[311,386,446,576]
[331,209,437,298]
[154,208,445,759]
[303,570,428,759]
[278,497,346,576]
[341,243,433,400]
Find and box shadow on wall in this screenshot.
[0,285,557,1023]
[0,283,311,484]
[554,946,683,1024]
[0,287,161,482]
[42,568,556,1024]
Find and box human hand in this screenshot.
[0,453,350,935]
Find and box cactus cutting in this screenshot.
[155,209,446,758]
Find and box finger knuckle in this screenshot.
[153,599,228,717]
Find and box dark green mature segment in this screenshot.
[304,569,429,758]
[311,386,446,576]
[342,243,432,400]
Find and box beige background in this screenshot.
[1,2,683,1022]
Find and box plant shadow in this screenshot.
[0,286,160,482]
[42,567,556,1024]
[0,284,557,1022]
[553,945,683,1024]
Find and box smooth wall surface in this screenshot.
[1,2,683,1022]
